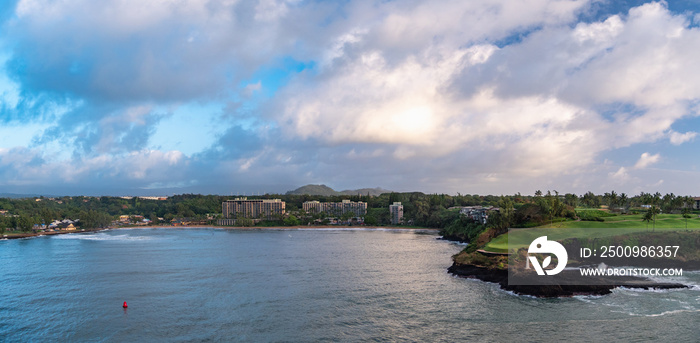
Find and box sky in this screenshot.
[1,0,700,196]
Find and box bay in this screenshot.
[1,228,698,342]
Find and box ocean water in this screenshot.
[0,228,698,342]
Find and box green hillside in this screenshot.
[286,184,392,196]
[484,216,700,253]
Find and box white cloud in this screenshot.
[273,1,700,187]
[634,152,661,169]
[669,131,697,145]
[0,146,188,189]
[609,166,629,182]
[4,1,700,195]
[8,0,308,102]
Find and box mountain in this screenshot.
[286,184,392,197]
[338,187,393,196]
[0,193,52,199]
[286,184,339,196]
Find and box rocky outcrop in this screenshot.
[448,262,688,297]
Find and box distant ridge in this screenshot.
[0,193,50,199]
[286,184,392,196]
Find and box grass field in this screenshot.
[546,214,700,227]
[483,215,700,253]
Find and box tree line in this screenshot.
[0,191,696,235]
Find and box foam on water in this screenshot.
[295,227,436,233]
[617,286,676,293]
[639,308,700,317]
[53,232,153,241]
[500,289,539,299]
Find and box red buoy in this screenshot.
[123,301,128,308]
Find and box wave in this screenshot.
[500,289,539,299]
[294,227,435,232]
[638,309,700,317]
[438,237,469,245]
[613,286,688,294]
[573,294,606,302]
[53,233,153,241]
[611,308,700,318]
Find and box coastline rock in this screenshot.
[447,262,688,297]
[438,235,468,243]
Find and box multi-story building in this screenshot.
[303,199,367,217]
[222,198,286,220]
[389,202,403,225]
[457,206,496,225]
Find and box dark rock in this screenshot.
[448,262,688,297]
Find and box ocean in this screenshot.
[1,228,698,342]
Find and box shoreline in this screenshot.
[1,228,104,240]
[112,224,439,231]
[1,225,439,240]
[447,262,689,297]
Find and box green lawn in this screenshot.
[484,215,700,253]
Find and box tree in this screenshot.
[637,192,652,207]
[647,205,660,231]
[684,196,695,210]
[603,190,618,210]
[563,193,578,208]
[661,193,676,213]
[682,206,692,229]
[364,214,378,225]
[150,212,160,225]
[619,193,629,212]
[237,217,254,227]
[340,211,354,223]
[17,215,32,232]
[284,215,300,226]
[536,191,562,225]
[581,191,600,208]
[489,197,514,235]
[642,209,652,230]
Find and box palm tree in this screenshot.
[619,193,628,212]
[637,192,651,208]
[662,193,675,213]
[609,190,618,210]
[643,210,652,230]
[649,205,660,232]
[682,206,691,229]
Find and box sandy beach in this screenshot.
[132,224,438,231]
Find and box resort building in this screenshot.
[303,200,367,217]
[222,198,286,220]
[389,202,403,225]
[456,206,497,225]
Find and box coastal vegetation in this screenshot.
[443,190,700,297]
[446,190,700,274]
[0,189,698,246]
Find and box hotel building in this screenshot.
[222,198,286,220]
[389,202,404,225]
[303,199,367,217]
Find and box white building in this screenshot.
[389,202,403,225]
